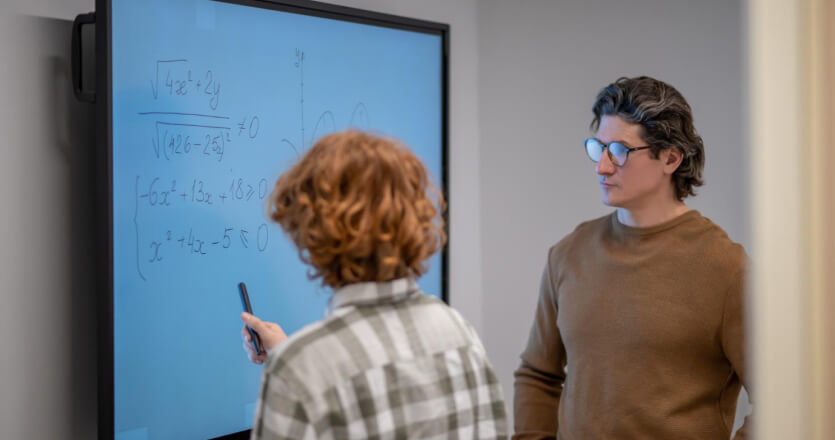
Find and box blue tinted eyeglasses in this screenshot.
[583,138,652,166]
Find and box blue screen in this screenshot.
[111,1,444,438]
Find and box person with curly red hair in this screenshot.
[240,131,507,439]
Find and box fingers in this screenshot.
[241,313,288,351]
[240,316,271,365]
[242,338,267,364]
[241,312,264,333]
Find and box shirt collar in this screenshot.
[327,278,421,316]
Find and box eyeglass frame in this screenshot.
[583,137,653,167]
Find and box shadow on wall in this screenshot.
[22,15,98,439]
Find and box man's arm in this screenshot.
[722,269,751,440]
[513,258,567,440]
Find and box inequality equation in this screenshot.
[135,176,270,208]
[142,59,260,162]
[144,223,270,265]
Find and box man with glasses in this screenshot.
[513,76,750,439]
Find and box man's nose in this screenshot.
[596,149,616,175]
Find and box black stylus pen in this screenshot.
[238,282,264,355]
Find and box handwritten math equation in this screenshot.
[128,52,371,281]
[132,172,274,281]
[145,224,270,264]
[150,59,221,110]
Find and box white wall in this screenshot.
[477,0,750,431]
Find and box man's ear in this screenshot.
[664,147,684,174]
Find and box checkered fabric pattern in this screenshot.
[251,278,508,439]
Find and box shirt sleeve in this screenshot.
[721,269,752,440]
[513,253,567,440]
[251,372,316,440]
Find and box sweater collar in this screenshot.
[611,209,702,237]
[327,278,420,316]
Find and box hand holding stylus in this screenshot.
[240,312,287,364]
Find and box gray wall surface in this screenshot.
[1,2,97,439]
[476,0,750,432]
[0,0,750,437]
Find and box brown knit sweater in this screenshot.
[513,210,750,440]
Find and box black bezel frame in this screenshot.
[96,1,450,438]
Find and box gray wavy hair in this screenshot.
[590,76,705,200]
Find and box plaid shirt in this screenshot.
[251,278,508,439]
